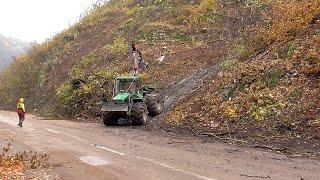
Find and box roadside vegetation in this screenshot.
[0,0,319,154]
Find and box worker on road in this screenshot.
[17,98,26,127]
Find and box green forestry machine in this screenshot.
[101,43,164,126]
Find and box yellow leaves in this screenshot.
[94,70,115,79]
[226,106,237,118]
[139,72,150,82]
[250,106,267,121]
[104,37,129,54]
[166,110,184,124]
[199,0,218,12]
[81,84,92,94]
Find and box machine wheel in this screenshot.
[146,94,164,116]
[102,112,119,126]
[131,102,148,126]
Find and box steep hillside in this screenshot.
[0,0,319,155]
[167,0,320,155]
[0,0,260,116]
[0,35,32,71]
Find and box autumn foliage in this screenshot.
[262,0,320,42]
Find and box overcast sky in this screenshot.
[0,0,98,42]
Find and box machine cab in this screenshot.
[114,76,142,96]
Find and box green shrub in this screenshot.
[287,42,297,59]
[105,37,129,54]
[69,67,85,79]
[250,105,268,121]
[56,83,74,105]
[289,88,303,98]
[221,57,237,70]
[79,55,95,68]
[264,68,282,89]
[38,70,46,89]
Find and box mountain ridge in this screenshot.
[0,34,33,71]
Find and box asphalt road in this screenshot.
[0,111,319,180]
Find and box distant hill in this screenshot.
[0,34,33,72]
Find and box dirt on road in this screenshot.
[0,111,319,180]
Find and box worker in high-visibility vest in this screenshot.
[17,98,26,127]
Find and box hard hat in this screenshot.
[19,98,25,102]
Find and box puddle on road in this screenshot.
[80,156,111,166]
